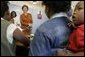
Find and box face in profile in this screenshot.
[72,1,84,25]
[5,10,11,21]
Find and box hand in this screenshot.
[68,21,76,28]
[57,50,67,56]
[17,24,20,26]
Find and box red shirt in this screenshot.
[20,13,33,26]
[67,24,84,52]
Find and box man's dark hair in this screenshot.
[1,1,9,17]
[42,1,71,14]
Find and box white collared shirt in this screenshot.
[1,18,17,44]
[51,12,68,19]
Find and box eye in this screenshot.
[78,7,83,10]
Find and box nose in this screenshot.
[73,11,76,15]
[73,9,78,15]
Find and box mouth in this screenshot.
[72,15,75,18]
[72,16,76,22]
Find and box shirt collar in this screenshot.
[1,18,4,20]
[51,12,68,19]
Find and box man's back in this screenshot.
[29,17,71,56]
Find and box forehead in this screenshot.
[12,12,16,14]
[23,6,28,10]
[76,1,84,8]
[23,7,27,8]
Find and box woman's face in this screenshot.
[11,12,16,18]
[72,1,84,25]
[22,7,28,13]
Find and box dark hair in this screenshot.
[42,1,71,14]
[1,1,9,17]
[11,11,17,17]
[22,5,28,10]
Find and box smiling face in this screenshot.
[22,5,28,13]
[23,7,28,13]
[11,11,16,18]
[72,1,84,26]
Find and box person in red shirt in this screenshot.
[57,1,84,56]
[67,25,84,52]
[20,5,33,35]
[67,1,84,53]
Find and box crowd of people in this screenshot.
[1,1,84,56]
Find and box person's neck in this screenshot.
[3,16,6,20]
[75,23,84,27]
[23,12,28,15]
[3,16,10,21]
[50,12,67,19]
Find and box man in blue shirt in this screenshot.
[29,1,72,56]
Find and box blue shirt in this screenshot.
[29,16,71,56]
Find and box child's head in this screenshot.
[72,1,84,26]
